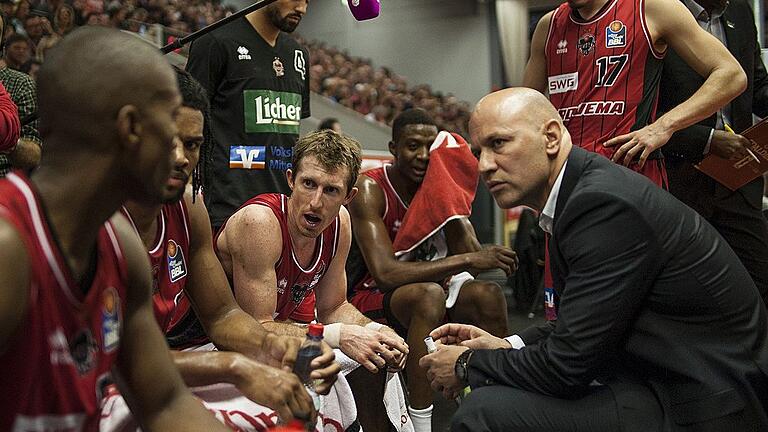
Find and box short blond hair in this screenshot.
[292,130,363,194]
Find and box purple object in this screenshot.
[348,0,380,21]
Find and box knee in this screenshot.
[450,390,492,432]
[464,281,507,314]
[411,282,446,323]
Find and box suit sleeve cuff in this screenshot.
[505,335,526,350]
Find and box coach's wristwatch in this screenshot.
[454,348,474,386]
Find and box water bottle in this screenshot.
[424,336,470,403]
[293,323,324,411]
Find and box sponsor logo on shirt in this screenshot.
[101,287,120,353]
[557,100,625,122]
[577,33,596,55]
[548,72,579,95]
[167,239,187,283]
[229,145,266,169]
[243,90,302,134]
[605,20,626,48]
[49,327,74,366]
[273,57,285,77]
[556,39,568,54]
[237,46,251,60]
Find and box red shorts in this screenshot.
[350,289,408,335]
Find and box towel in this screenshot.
[334,351,414,432]
[100,344,360,432]
[392,131,478,258]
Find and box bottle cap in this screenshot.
[308,323,324,338]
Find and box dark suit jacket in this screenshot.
[658,0,768,209]
[468,148,768,431]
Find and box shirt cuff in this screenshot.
[504,335,526,350]
[703,128,715,155]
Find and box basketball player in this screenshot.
[216,130,410,432]
[100,68,339,429]
[347,109,516,432]
[0,28,231,431]
[524,0,747,182]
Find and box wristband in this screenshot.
[364,321,385,331]
[323,323,342,348]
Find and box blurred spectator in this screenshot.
[0,81,20,157]
[11,0,30,35]
[317,117,341,133]
[0,0,14,23]
[4,34,31,70]
[54,4,75,35]
[22,14,43,47]
[19,59,40,80]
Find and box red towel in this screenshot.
[392,131,478,257]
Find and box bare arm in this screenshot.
[110,215,230,432]
[522,11,553,93]
[605,0,747,167]
[315,208,409,372]
[183,193,301,368]
[348,176,516,291]
[0,218,30,355]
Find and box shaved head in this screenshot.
[470,87,563,136]
[469,88,572,211]
[37,27,178,149]
[37,26,181,204]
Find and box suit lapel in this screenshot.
[549,147,589,292]
[722,7,738,53]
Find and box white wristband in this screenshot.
[365,321,385,331]
[323,323,342,348]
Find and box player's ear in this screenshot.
[286,168,295,191]
[343,186,358,205]
[543,119,563,157]
[388,140,397,157]
[116,104,142,151]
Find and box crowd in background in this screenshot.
[301,37,473,137]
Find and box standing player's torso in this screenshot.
[206,19,310,224]
[0,173,128,432]
[545,0,664,157]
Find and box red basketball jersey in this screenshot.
[218,193,340,323]
[545,0,664,161]
[0,172,128,432]
[122,201,206,349]
[351,165,408,293]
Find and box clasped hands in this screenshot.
[419,323,511,400]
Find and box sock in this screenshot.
[408,404,433,432]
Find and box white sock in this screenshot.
[408,404,433,432]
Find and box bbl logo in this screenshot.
[167,239,187,283]
[243,90,302,134]
[102,287,120,353]
[605,20,626,48]
[577,33,596,55]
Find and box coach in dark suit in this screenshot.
[420,88,768,432]
[659,0,768,305]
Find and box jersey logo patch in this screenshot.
[273,57,285,77]
[167,239,188,283]
[577,33,596,55]
[294,50,306,80]
[548,72,578,95]
[243,90,302,134]
[237,46,252,60]
[605,20,626,48]
[229,145,266,169]
[102,287,121,353]
[70,329,97,375]
[556,39,567,54]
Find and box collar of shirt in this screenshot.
[682,0,728,22]
[539,160,568,235]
